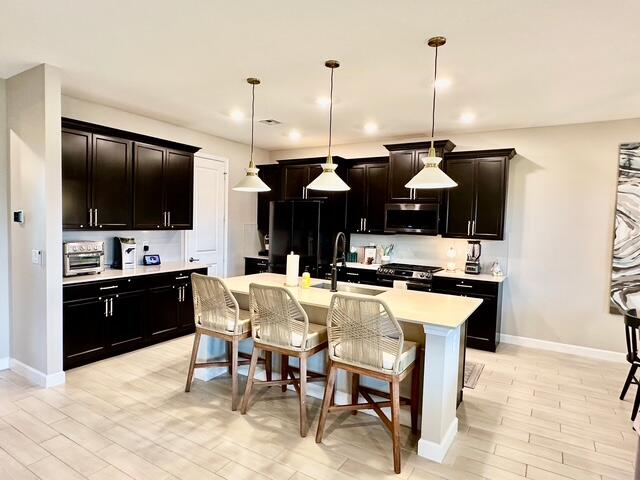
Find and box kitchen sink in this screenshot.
[311,283,385,296]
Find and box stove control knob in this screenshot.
[79,245,85,251]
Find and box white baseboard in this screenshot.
[10,359,66,387]
[418,417,458,463]
[0,357,9,371]
[500,334,626,363]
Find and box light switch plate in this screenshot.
[31,249,42,265]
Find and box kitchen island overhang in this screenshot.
[222,273,482,463]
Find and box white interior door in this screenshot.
[186,154,227,276]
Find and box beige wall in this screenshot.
[7,64,63,376]
[0,79,9,364]
[61,96,270,276]
[270,119,640,353]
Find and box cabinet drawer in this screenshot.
[63,276,140,302]
[432,277,498,296]
[142,269,207,288]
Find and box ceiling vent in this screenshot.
[259,119,282,126]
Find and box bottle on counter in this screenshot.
[301,267,312,289]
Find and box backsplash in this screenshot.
[62,230,184,266]
[350,233,510,275]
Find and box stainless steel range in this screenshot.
[376,263,442,292]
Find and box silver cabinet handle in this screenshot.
[88,209,92,227]
[346,272,359,277]
[180,286,184,302]
[95,209,98,227]
[99,285,118,291]
[472,220,476,235]
[163,211,167,227]
[456,283,473,289]
[109,297,114,316]
[104,299,109,317]
[175,275,189,280]
[168,211,171,227]
[467,220,471,236]
[364,217,367,231]
[182,286,186,302]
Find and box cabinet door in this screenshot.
[147,285,180,339]
[306,165,327,199]
[92,134,132,229]
[473,157,506,240]
[257,165,281,234]
[178,283,195,330]
[365,164,389,232]
[62,129,92,229]
[388,151,415,201]
[282,166,309,199]
[413,150,441,202]
[108,290,145,352]
[63,298,107,369]
[346,165,366,232]
[165,150,194,229]
[442,159,476,237]
[465,293,498,351]
[133,143,166,229]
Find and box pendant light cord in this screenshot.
[328,66,334,163]
[430,44,438,150]
[249,83,255,168]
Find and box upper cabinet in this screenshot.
[62,118,199,231]
[442,149,515,240]
[346,159,389,233]
[385,140,456,202]
[256,164,282,235]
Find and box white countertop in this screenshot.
[63,262,207,285]
[345,262,380,270]
[224,273,481,329]
[344,262,506,283]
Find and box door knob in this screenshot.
[189,257,200,262]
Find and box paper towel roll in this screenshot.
[285,252,300,287]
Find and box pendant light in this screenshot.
[405,36,457,190]
[307,60,350,192]
[232,77,271,192]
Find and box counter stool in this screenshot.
[315,293,421,474]
[240,283,328,437]
[621,308,640,420]
[185,274,270,411]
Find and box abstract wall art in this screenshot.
[611,143,640,312]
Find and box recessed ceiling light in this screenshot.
[230,109,244,122]
[460,112,476,124]
[363,122,379,134]
[316,96,331,109]
[289,129,302,141]
[434,78,452,90]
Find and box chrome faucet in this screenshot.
[331,232,346,292]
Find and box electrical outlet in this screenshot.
[143,241,149,252]
[31,249,42,265]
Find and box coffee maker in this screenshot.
[113,237,137,269]
[465,240,482,274]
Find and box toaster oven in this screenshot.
[63,241,105,277]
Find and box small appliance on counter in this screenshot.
[63,241,105,277]
[113,237,137,269]
[465,240,482,274]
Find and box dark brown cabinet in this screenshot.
[281,164,326,200]
[442,149,515,240]
[346,160,389,233]
[62,118,199,231]
[62,267,206,370]
[257,165,282,235]
[432,276,503,352]
[245,257,269,275]
[385,141,455,202]
[62,129,132,229]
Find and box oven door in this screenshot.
[384,203,439,235]
[65,253,103,276]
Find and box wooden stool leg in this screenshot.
[185,331,201,392]
[351,373,360,415]
[230,336,240,411]
[632,386,640,421]
[240,346,261,414]
[621,364,638,400]
[390,377,402,474]
[299,354,308,437]
[410,354,421,433]
[225,340,232,375]
[281,355,289,393]
[265,351,273,382]
[316,361,337,443]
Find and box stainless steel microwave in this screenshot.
[63,241,105,277]
[384,203,439,235]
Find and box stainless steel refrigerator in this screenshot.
[268,200,334,279]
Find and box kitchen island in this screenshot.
[224,272,482,463]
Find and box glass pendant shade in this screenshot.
[232,166,271,192]
[405,151,457,189]
[306,161,350,191]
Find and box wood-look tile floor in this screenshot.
[0,337,637,479]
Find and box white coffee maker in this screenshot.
[114,237,137,269]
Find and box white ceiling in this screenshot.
[1,0,639,150]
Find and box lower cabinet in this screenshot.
[63,268,206,370]
[244,257,269,275]
[432,276,503,352]
[336,266,378,285]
